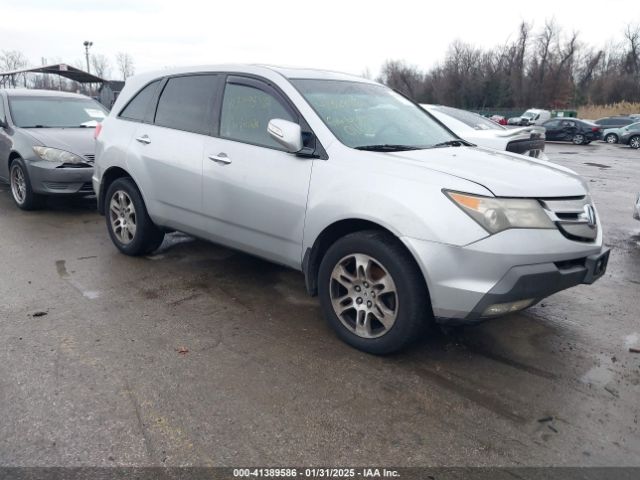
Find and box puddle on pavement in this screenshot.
[583,162,611,169]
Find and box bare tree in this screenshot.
[377,60,424,99]
[91,54,112,79]
[0,50,29,87]
[115,52,135,80]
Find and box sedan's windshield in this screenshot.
[291,79,457,150]
[9,96,108,128]
[431,105,505,131]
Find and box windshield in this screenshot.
[291,79,457,149]
[522,111,537,119]
[432,105,504,131]
[9,96,108,128]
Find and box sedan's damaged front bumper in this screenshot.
[402,228,608,324]
[28,160,94,195]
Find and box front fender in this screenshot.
[303,156,491,254]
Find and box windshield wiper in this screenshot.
[354,144,422,152]
[430,140,467,148]
[21,125,51,128]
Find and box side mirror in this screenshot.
[267,119,303,153]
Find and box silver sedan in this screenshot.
[0,89,108,210]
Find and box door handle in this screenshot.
[208,153,232,165]
[136,135,151,145]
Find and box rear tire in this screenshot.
[105,177,164,256]
[572,134,585,145]
[318,230,432,354]
[9,158,43,211]
[629,135,640,149]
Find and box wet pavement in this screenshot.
[0,142,638,467]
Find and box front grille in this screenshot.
[83,154,95,163]
[540,197,598,242]
[554,257,586,270]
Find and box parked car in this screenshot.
[489,114,507,126]
[509,108,551,126]
[421,104,547,159]
[594,116,635,130]
[542,118,602,145]
[619,122,640,149]
[0,89,107,209]
[602,121,640,144]
[94,65,609,354]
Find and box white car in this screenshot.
[422,104,547,159]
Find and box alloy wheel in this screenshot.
[10,164,27,205]
[109,190,137,244]
[573,134,585,145]
[630,136,640,149]
[605,134,617,144]
[329,253,398,339]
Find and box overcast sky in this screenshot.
[2,0,639,79]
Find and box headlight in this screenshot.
[33,146,87,165]
[445,190,555,234]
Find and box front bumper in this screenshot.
[402,228,607,324]
[28,161,94,195]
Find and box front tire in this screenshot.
[105,177,164,256]
[10,158,43,210]
[604,133,618,144]
[318,230,432,354]
[629,135,640,149]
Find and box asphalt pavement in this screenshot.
[0,142,638,467]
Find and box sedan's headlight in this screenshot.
[33,146,87,165]
[445,190,555,234]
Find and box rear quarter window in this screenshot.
[119,80,161,122]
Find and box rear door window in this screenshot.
[119,80,161,122]
[154,75,219,135]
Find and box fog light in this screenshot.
[482,298,534,317]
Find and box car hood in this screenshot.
[468,125,545,141]
[19,127,96,156]
[384,146,587,198]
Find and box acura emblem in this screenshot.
[583,204,596,227]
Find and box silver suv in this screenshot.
[94,65,609,354]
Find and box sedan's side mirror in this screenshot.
[267,119,303,153]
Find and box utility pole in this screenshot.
[83,41,93,73]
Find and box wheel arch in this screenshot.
[98,166,132,215]
[302,218,427,298]
[8,150,21,167]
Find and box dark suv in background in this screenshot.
[595,116,635,129]
[542,118,602,145]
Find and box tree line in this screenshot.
[377,20,640,110]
